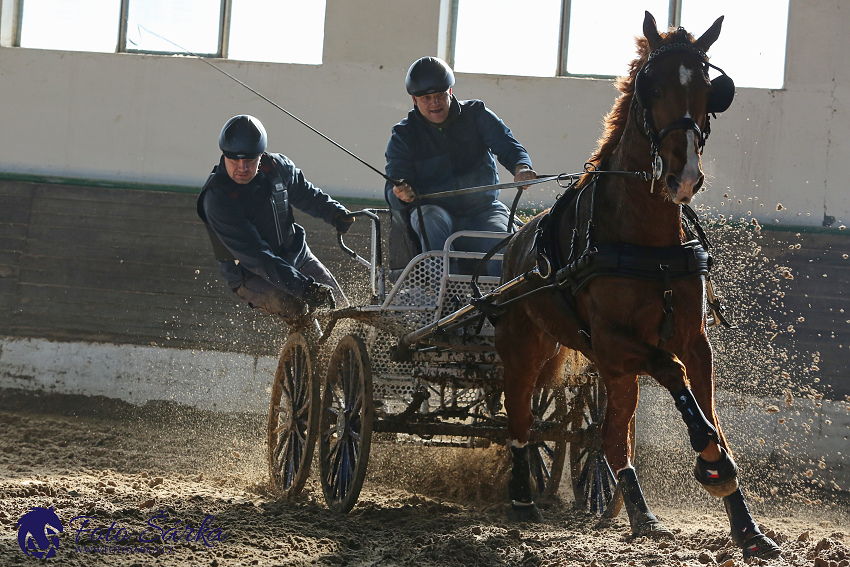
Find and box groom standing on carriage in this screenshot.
[384,56,538,272]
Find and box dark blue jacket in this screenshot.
[384,97,532,217]
[198,153,346,297]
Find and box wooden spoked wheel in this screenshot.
[319,334,374,513]
[268,332,321,499]
[528,384,569,499]
[568,379,634,517]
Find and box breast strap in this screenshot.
[553,239,710,295]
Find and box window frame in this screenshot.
[8,0,323,62]
[8,0,231,56]
[117,0,230,57]
[446,0,689,79]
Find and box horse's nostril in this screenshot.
[666,174,679,191]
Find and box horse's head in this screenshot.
[634,12,735,205]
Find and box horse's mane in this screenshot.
[575,27,694,189]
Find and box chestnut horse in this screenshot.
[494,12,780,559]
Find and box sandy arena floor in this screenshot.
[0,389,847,567]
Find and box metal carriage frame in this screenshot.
[267,209,622,514]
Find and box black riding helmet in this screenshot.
[219,115,267,159]
[405,57,455,97]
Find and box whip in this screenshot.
[136,25,401,185]
[137,26,563,203]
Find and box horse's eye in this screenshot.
[651,88,662,98]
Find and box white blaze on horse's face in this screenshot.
[678,111,704,205]
[672,63,704,205]
[680,64,693,86]
[658,62,707,205]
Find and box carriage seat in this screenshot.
[387,208,511,280]
[388,208,421,273]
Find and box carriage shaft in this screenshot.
[372,418,580,444]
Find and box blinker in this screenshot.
[705,71,735,114]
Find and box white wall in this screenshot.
[0,0,847,228]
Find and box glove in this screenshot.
[334,210,356,235]
[302,282,336,311]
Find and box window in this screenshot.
[12,0,327,65]
[565,0,669,77]
[229,0,326,64]
[125,0,221,55]
[451,0,789,89]
[680,0,788,90]
[453,0,561,78]
[19,0,120,53]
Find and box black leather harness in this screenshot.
[471,40,736,347]
[534,176,712,349]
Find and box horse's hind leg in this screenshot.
[503,355,553,523]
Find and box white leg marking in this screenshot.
[616,464,635,475]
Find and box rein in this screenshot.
[412,168,650,258]
[412,174,563,200]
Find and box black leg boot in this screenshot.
[617,467,673,539]
[694,446,739,497]
[723,488,781,559]
[507,444,542,523]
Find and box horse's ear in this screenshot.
[695,15,724,52]
[643,11,663,49]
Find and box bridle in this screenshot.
[632,39,736,181]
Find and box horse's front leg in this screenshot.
[496,319,560,523]
[598,370,673,539]
[679,335,739,497]
[684,337,781,559]
[644,345,736,490]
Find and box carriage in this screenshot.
[266,209,619,515]
[264,11,782,558]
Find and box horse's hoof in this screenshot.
[740,533,781,559]
[507,501,543,523]
[632,518,674,540]
[694,447,739,498]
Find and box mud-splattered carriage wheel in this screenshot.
[319,334,374,513]
[268,332,321,499]
[568,378,635,516]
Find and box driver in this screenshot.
[384,57,537,270]
[197,114,355,327]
